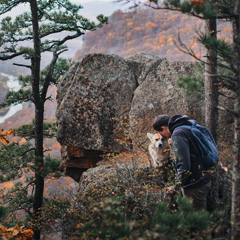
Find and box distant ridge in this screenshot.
[74,7,232,62]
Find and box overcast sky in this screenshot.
[72,0,131,19]
[1,0,130,20]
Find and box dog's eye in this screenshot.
[155,138,159,141]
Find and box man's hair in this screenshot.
[153,114,170,131]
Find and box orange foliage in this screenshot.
[222,27,230,33]
[166,36,174,45]
[195,52,204,59]
[0,225,34,240]
[106,32,114,40]
[166,49,172,54]
[133,27,141,31]
[0,129,14,145]
[1,181,14,190]
[51,141,61,150]
[126,32,132,40]
[145,22,156,28]
[158,35,166,46]
[19,137,27,145]
[127,22,133,27]
[45,178,52,184]
[144,42,152,47]
[73,7,231,62]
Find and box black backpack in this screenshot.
[174,120,219,168]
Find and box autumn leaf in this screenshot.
[190,1,205,6]
[24,229,34,237]
[75,223,83,229]
[0,129,14,145]
[0,225,8,232]
[0,225,34,239]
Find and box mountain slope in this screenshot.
[74,7,232,62]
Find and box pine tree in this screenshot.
[0,1,107,239]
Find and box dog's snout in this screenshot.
[158,143,162,148]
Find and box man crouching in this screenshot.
[153,114,211,211]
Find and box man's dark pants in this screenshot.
[182,181,211,210]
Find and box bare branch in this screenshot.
[204,73,237,81]
[176,30,235,75]
[45,95,53,102]
[219,91,235,99]
[217,106,240,117]
[174,33,205,63]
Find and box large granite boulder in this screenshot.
[57,53,137,151]
[56,54,138,181]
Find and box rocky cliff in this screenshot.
[56,53,234,182]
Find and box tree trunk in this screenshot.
[204,17,219,212]
[33,105,44,240]
[231,1,240,239]
[204,18,218,140]
[30,1,44,239]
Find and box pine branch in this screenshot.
[57,29,83,46]
[41,48,59,101]
[116,0,236,19]
[0,0,29,15]
[0,51,25,60]
[13,63,32,69]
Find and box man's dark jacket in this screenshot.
[168,114,211,189]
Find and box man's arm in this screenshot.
[171,133,191,187]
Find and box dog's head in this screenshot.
[147,132,168,149]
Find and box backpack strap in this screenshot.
[188,119,196,125]
[173,119,196,132]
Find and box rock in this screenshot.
[126,53,163,82]
[56,63,80,106]
[56,53,233,181]
[56,53,137,152]
[129,58,204,147]
[56,54,138,180]
[0,75,8,104]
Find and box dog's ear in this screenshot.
[147,132,153,140]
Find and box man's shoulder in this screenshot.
[172,126,191,136]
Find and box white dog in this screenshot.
[147,132,170,167]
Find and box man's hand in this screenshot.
[165,186,175,194]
